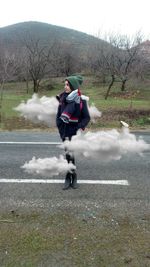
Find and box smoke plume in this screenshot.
[14,94,58,126]
[61,127,149,161]
[14,94,101,126]
[22,155,76,177]
[88,103,102,122]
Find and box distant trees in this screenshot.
[131,40,150,81]
[49,40,81,77]
[0,27,149,97]
[14,33,82,93]
[88,33,144,99]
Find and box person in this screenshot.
[56,75,90,190]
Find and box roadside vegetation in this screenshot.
[0,208,149,266]
[0,76,149,131]
[0,25,150,131]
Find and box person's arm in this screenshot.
[78,100,90,130]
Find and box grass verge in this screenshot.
[0,210,149,267]
[0,77,150,130]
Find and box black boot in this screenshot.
[63,172,71,190]
[71,172,78,189]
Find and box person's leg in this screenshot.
[63,171,72,190]
[63,137,78,190]
[71,171,78,189]
[62,137,72,190]
[66,150,78,189]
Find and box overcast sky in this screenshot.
[1,0,150,39]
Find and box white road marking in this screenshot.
[0,142,149,153]
[0,142,61,145]
[0,142,130,186]
[79,180,129,185]
[0,179,129,185]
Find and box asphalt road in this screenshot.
[0,130,149,215]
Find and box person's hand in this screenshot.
[60,115,69,123]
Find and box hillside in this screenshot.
[1,22,150,57]
[0,21,106,54]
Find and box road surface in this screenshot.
[0,130,149,214]
[0,130,150,266]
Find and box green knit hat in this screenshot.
[66,75,83,90]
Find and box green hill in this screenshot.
[0,21,106,54]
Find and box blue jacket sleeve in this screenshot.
[78,100,90,130]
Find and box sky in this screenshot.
[1,0,150,39]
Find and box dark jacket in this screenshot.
[56,91,90,140]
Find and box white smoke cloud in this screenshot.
[88,103,102,122]
[14,94,101,126]
[81,95,102,122]
[22,155,76,177]
[14,94,58,127]
[61,127,150,161]
[21,127,149,176]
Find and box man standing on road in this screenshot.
[56,75,90,190]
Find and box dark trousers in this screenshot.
[63,137,78,189]
[63,137,75,166]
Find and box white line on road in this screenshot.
[0,179,129,185]
[0,142,61,145]
[0,142,149,152]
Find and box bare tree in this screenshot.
[20,33,51,93]
[87,39,118,98]
[109,33,142,91]
[88,33,143,99]
[49,40,67,77]
[15,47,32,93]
[0,48,19,123]
[50,40,81,76]
[87,40,107,82]
[131,40,150,81]
[62,43,77,75]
